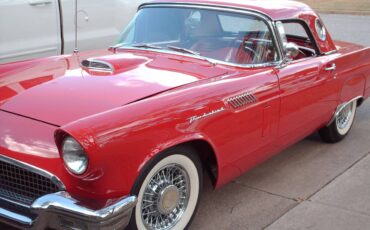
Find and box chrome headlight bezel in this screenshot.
[62,137,89,175]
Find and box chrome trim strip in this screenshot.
[119,3,282,69]
[139,2,273,20]
[324,50,338,55]
[0,207,33,227]
[81,59,115,73]
[327,96,363,126]
[0,154,65,190]
[0,196,31,209]
[0,192,137,229]
[32,192,137,222]
[270,21,284,63]
[117,47,280,69]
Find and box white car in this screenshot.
[0,0,147,64]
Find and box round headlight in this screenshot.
[62,137,88,175]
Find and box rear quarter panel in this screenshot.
[333,42,370,102]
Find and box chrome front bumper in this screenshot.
[0,192,137,230]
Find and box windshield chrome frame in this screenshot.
[117,3,283,69]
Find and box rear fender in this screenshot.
[340,74,366,103]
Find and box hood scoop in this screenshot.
[80,54,150,75]
[81,59,114,74]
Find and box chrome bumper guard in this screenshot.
[0,192,137,230]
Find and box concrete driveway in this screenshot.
[1,13,369,230]
[190,14,370,230]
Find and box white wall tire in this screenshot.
[128,147,203,230]
[335,101,356,135]
[319,100,357,143]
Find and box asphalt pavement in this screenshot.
[1,13,370,230]
[321,14,370,47]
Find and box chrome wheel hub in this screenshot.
[141,164,190,230]
[158,185,180,215]
[336,103,353,130]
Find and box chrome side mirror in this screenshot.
[276,42,300,69]
[284,42,300,59]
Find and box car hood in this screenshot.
[0,50,229,126]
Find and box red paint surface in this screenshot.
[0,1,369,208]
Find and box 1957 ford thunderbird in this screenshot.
[0,0,369,229]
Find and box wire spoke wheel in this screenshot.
[319,100,358,143]
[335,101,356,135]
[132,151,202,230]
[336,104,352,130]
[141,164,190,230]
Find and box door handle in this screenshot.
[325,63,336,72]
[29,0,52,6]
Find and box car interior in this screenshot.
[122,7,321,66]
[126,8,279,65]
[282,21,317,59]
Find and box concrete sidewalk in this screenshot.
[267,152,370,230]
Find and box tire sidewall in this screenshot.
[335,101,357,137]
[127,146,203,230]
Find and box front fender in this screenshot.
[56,80,230,201]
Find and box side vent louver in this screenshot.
[81,59,114,73]
[226,92,257,109]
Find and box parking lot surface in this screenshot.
[1,13,369,230]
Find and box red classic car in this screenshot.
[0,0,369,229]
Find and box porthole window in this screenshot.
[315,19,326,41]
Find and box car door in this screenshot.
[0,0,61,64]
[275,21,338,147]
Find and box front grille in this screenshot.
[0,159,61,205]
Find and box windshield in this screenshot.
[118,7,278,65]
